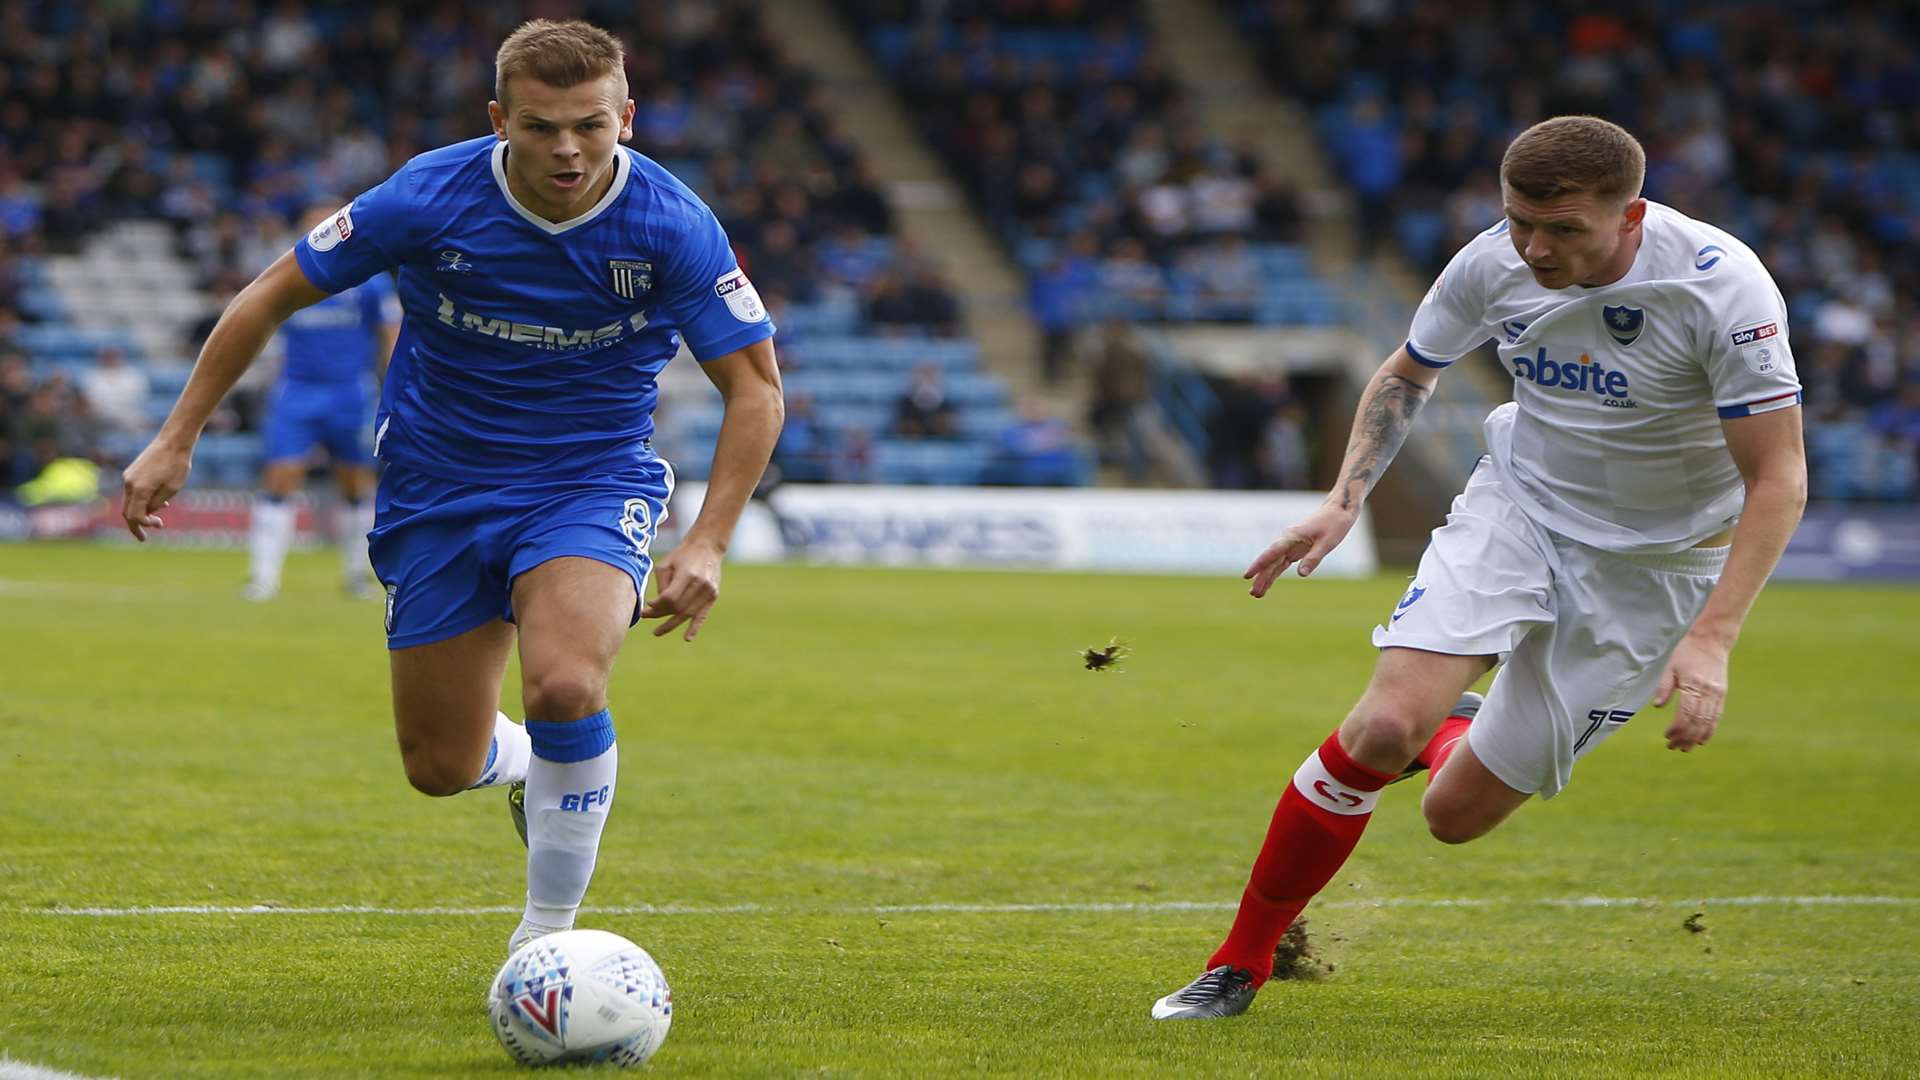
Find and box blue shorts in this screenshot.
[263,380,374,467]
[369,460,675,649]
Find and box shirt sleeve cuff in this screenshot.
[688,320,777,363]
[1404,340,1454,368]
[291,242,340,294]
[1716,390,1802,418]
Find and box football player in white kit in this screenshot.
[1153,116,1807,1020]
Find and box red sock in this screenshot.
[1418,715,1473,778]
[1209,730,1396,983]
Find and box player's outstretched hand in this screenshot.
[121,438,193,542]
[1652,631,1731,751]
[1244,504,1358,596]
[640,539,723,642]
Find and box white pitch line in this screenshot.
[29,895,1919,918]
[0,1055,116,1080]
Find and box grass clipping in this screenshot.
[1271,917,1333,980]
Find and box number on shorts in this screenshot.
[1574,708,1636,753]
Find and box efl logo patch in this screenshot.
[1602,304,1644,347]
[609,258,652,299]
[713,269,767,323]
[306,203,355,252]
[1742,343,1782,375]
[1729,321,1779,347]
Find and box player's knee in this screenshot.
[1341,707,1425,767]
[520,667,606,723]
[1422,803,1486,845]
[397,741,474,797]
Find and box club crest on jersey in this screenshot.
[609,258,653,300]
[1602,304,1644,347]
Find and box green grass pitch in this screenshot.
[2,542,1916,1077]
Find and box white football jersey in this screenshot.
[1408,201,1802,554]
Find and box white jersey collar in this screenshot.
[491,140,630,235]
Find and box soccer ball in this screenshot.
[487,929,672,1068]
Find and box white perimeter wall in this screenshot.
[664,483,1378,577]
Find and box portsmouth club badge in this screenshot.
[1602,304,1644,347]
[608,258,653,300]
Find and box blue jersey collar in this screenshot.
[490,140,631,235]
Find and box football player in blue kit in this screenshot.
[245,202,398,602]
[121,20,785,955]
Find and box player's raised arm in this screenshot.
[639,338,784,641]
[121,252,331,540]
[1653,405,1807,750]
[1245,345,1442,594]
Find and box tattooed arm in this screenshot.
[1244,346,1441,594]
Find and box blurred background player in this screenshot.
[120,19,785,958]
[1152,116,1807,1020]
[245,201,398,602]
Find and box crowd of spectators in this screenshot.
[1228,0,1920,500]
[841,0,1306,385]
[0,0,979,498]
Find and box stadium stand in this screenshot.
[834,0,1337,487]
[0,1,1091,499]
[1223,0,1920,501]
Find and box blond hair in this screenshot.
[1500,116,1645,203]
[494,19,627,107]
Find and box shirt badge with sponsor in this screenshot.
[306,202,355,252]
[1602,304,1644,347]
[608,258,653,300]
[713,268,767,323]
[1730,320,1782,375]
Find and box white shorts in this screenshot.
[1371,461,1727,798]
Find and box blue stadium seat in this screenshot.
[872,439,994,485]
[196,432,263,488]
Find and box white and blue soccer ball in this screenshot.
[487,929,672,1068]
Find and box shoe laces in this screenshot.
[1173,965,1250,1003]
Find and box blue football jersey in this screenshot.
[275,274,395,389]
[292,135,776,482]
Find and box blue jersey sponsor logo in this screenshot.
[1511,346,1635,407]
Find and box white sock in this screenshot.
[338,498,375,586]
[521,710,618,928]
[469,711,532,789]
[248,497,297,590]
